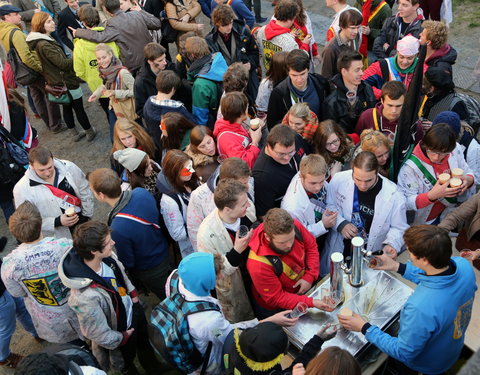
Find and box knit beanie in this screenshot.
[113,148,147,172]
[432,111,461,135]
[178,253,216,296]
[397,35,420,56]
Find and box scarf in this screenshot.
[393,56,418,74]
[99,55,123,89]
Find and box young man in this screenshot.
[321,9,363,80]
[59,221,160,373]
[13,147,93,239]
[87,168,170,299]
[323,50,376,134]
[372,0,424,60]
[339,225,477,375]
[326,0,362,42]
[187,157,256,250]
[185,36,228,127]
[252,126,308,218]
[421,20,457,73]
[1,201,81,344]
[247,208,334,317]
[281,154,337,240]
[197,179,255,323]
[256,0,299,76]
[57,0,83,51]
[267,49,330,129]
[142,70,195,151]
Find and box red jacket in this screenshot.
[213,118,260,168]
[246,220,319,310]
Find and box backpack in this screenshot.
[455,93,480,133]
[42,344,101,375]
[7,29,41,86]
[149,270,220,374]
[0,127,27,187]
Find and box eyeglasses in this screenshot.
[426,149,450,157]
[326,138,341,147]
[273,149,296,159]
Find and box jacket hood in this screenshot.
[26,31,54,48]
[427,44,457,65]
[410,257,466,289]
[0,22,20,41]
[178,253,216,296]
[213,118,249,138]
[412,142,450,166]
[58,248,94,290]
[188,52,228,82]
[25,158,69,186]
[156,170,176,194]
[264,20,291,40]
[330,74,369,96]
[394,12,425,24]
[138,58,156,81]
[206,165,220,193]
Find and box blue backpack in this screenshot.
[149,270,220,373]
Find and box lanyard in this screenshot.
[352,185,364,229]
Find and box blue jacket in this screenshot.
[210,0,254,29]
[109,188,169,271]
[365,257,477,374]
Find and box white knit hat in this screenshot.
[397,35,420,56]
[113,148,147,172]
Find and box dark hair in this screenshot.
[404,225,452,268]
[212,4,235,26]
[189,126,214,154]
[155,70,181,94]
[29,146,53,165]
[263,208,294,237]
[422,123,456,153]
[292,0,306,26]
[104,0,120,13]
[266,51,289,85]
[161,112,195,151]
[78,5,100,27]
[221,92,248,123]
[31,12,50,33]
[214,178,248,210]
[73,221,111,261]
[381,81,407,101]
[9,201,42,243]
[267,125,296,149]
[305,346,361,375]
[87,168,122,199]
[274,0,299,21]
[339,9,363,29]
[337,50,363,72]
[144,42,166,61]
[287,49,310,73]
[15,352,67,375]
[219,157,251,180]
[127,154,159,189]
[352,151,379,173]
[223,63,248,93]
[162,149,200,193]
[313,120,352,164]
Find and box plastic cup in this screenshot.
[238,225,249,238]
[451,168,464,177]
[65,207,75,217]
[449,177,462,188]
[368,257,383,269]
[250,118,260,130]
[287,302,309,319]
[438,173,450,184]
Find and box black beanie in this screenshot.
[425,67,454,91]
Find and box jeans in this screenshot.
[0,199,15,224]
[0,291,37,361]
[131,257,171,300]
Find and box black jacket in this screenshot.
[57,4,86,50]
[372,13,424,59]
[266,73,330,129]
[426,44,457,73]
[323,74,376,134]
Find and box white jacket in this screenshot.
[323,170,408,276]
[281,172,329,238]
[397,144,474,225]
[13,158,94,239]
[463,139,480,187]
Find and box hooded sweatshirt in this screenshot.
[425,43,457,72]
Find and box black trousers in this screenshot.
[62,96,92,130]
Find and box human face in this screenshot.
[96,49,113,69]
[288,68,309,91]
[288,115,306,134]
[396,53,416,70]
[118,130,137,148]
[341,25,361,41]
[31,158,55,181]
[382,95,405,122]
[144,156,153,177]
[419,28,429,46]
[44,16,56,34]
[65,0,79,11]
[325,133,341,153]
[301,173,326,195]
[4,12,22,26]
[119,0,132,11]
[342,60,363,87]
[148,55,167,75]
[267,143,296,165]
[398,0,419,20]
[218,22,233,35]
[267,230,296,255]
[180,160,195,182]
[373,145,390,166]
[425,148,449,164]
[101,234,115,258]
[353,167,378,192]
[228,192,250,219]
[197,134,216,156]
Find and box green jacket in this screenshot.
[26,31,80,88]
[0,22,41,72]
[355,0,392,50]
[73,27,120,93]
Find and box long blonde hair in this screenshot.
[111,119,156,159]
[360,129,390,153]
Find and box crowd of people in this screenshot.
[0,0,479,374]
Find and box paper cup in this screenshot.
[449,177,462,188]
[438,173,450,184]
[451,168,464,177]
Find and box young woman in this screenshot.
[358,130,391,177]
[157,150,201,258]
[185,126,219,181]
[323,151,408,275]
[88,44,137,139]
[26,12,96,142]
[313,120,354,181]
[289,0,320,66]
[281,102,319,142]
[160,112,195,158]
[164,0,204,47]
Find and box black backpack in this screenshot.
[0,127,26,187]
[7,29,41,86]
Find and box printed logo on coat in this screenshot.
[23,273,70,306]
[262,40,282,71]
[453,297,474,339]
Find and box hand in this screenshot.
[125,328,135,337]
[428,180,460,201]
[312,298,335,312]
[131,296,139,303]
[316,323,337,341]
[303,34,312,44]
[460,249,480,261]
[382,245,397,259]
[233,229,252,254]
[338,312,366,332]
[243,62,251,71]
[250,127,262,146]
[88,93,98,102]
[60,213,79,227]
[322,210,337,229]
[371,253,400,272]
[361,25,370,35]
[264,310,299,327]
[180,14,190,22]
[313,54,322,66]
[68,26,77,37]
[341,223,357,239]
[421,120,432,131]
[383,43,389,51]
[459,175,474,195]
[34,8,41,13]
[197,24,204,31]
[292,363,305,375]
[293,279,312,295]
